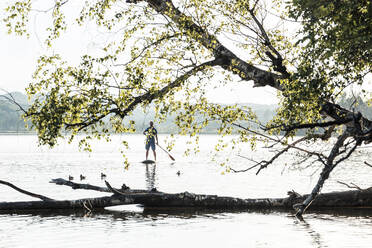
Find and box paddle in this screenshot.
[157,144,175,161]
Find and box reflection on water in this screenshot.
[2,207,372,248]
[3,206,372,220]
[294,219,323,248]
[1,134,372,248]
[145,163,157,190]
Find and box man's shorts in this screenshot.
[145,139,156,151]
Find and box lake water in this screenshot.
[0,134,372,248]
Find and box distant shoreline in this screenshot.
[0,131,221,135]
[0,131,35,135]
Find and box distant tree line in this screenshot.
[0,92,278,134]
[0,92,29,132]
[128,102,277,134]
[338,95,372,120]
[1,92,370,135]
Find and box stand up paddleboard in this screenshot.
[142,160,155,164]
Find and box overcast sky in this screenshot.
[0,1,283,105]
[0,33,279,105]
[0,2,369,105]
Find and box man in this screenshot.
[143,121,159,161]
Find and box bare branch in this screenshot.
[248,4,289,77]
[255,137,308,174]
[31,0,69,13]
[232,122,327,161]
[364,161,372,168]
[0,180,53,201]
[265,118,354,132]
[104,180,126,195]
[333,138,361,166]
[231,155,262,173]
[0,89,28,114]
[295,131,350,217]
[114,33,182,67]
[61,59,218,132]
[232,135,326,174]
[250,0,260,12]
[50,178,111,192]
[337,181,363,190]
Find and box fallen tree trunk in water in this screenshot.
[1,179,372,213]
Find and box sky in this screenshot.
[0,32,38,92]
[0,1,99,94]
[0,1,369,105]
[0,1,282,105]
[0,31,279,105]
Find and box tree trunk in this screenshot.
[1,179,372,213]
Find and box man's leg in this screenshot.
[146,149,149,160]
[151,141,156,161]
[153,150,156,161]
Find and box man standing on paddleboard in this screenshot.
[143,121,159,161]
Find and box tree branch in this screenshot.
[231,122,327,161]
[232,135,326,174]
[125,1,372,145]
[0,89,28,115]
[50,178,111,192]
[60,59,218,132]
[0,180,53,201]
[364,161,372,168]
[114,33,182,67]
[265,118,354,132]
[116,59,219,118]
[50,178,153,194]
[337,181,363,191]
[294,131,350,217]
[126,0,282,89]
[248,5,290,77]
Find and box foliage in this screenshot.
[2,0,371,169]
[287,0,371,103]
[289,0,371,73]
[266,0,372,136]
[0,1,276,154]
[0,93,277,134]
[3,0,372,217]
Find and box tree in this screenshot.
[3,0,372,217]
[289,0,371,74]
[2,178,372,212]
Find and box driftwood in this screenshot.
[1,179,372,213]
[0,180,54,201]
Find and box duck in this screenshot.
[68,175,74,181]
[80,174,86,181]
[176,171,181,176]
[121,184,130,190]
